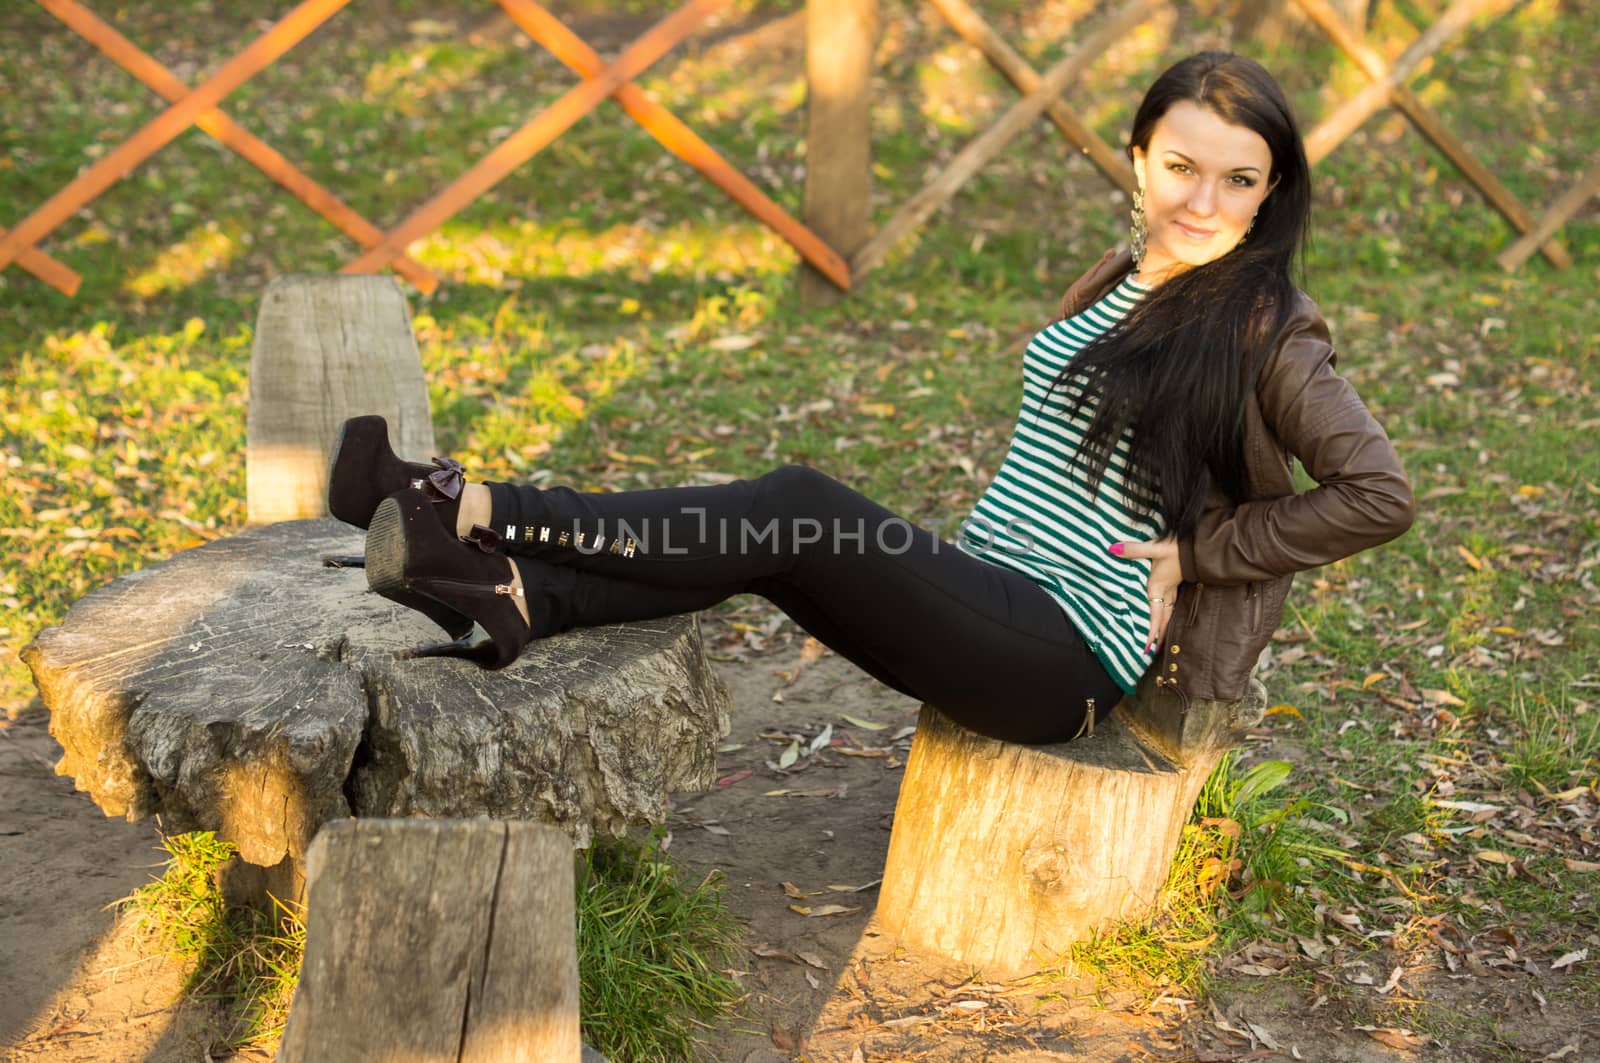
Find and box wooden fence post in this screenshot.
[801,0,876,306]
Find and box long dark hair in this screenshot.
[1042,52,1311,540]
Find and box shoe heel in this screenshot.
[367,496,475,640]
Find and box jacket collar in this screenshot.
[1058,246,1136,320]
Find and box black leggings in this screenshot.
[485,464,1124,744]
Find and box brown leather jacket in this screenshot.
[1055,247,1416,706]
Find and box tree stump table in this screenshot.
[875,674,1268,978]
[21,519,731,909]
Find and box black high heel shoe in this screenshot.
[365,488,532,670]
[327,414,467,532]
[327,415,475,640]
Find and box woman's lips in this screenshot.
[1174,221,1215,238]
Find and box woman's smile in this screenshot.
[1173,221,1216,239]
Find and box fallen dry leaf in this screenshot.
[788,903,862,917]
[1357,1026,1429,1050]
[751,943,801,963]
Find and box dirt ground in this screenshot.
[1,616,1592,1062]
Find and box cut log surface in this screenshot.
[21,520,731,878]
[876,675,1266,978]
[277,819,585,1063]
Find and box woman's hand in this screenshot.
[1109,538,1183,655]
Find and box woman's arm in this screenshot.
[1175,307,1416,585]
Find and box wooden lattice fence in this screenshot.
[2,0,1591,300]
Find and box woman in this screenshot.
[329,51,1414,746]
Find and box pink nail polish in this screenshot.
[1108,543,1125,556]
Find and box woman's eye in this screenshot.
[1230,175,1258,188]
[1167,163,1191,174]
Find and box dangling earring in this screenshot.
[1130,186,1148,268]
[1239,212,1257,246]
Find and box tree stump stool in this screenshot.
[278,818,606,1063]
[875,674,1268,978]
[21,520,731,910]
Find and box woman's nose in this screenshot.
[1187,182,1218,217]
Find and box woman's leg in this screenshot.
[485,465,1124,744]
[513,555,745,640]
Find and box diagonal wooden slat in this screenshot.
[1303,0,1495,164]
[850,0,1156,279]
[37,0,438,293]
[1496,157,1600,271]
[0,0,350,273]
[344,0,727,276]
[0,224,82,296]
[926,0,1135,197]
[495,0,850,290]
[1294,0,1568,268]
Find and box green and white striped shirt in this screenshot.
[956,272,1162,694]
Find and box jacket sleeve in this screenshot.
[1176,310,1416,586]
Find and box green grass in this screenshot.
[577,829,746,1061]
[5,0,1598,1054]
[120,832,305,1050]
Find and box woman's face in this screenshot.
[1130,100,1277,278]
